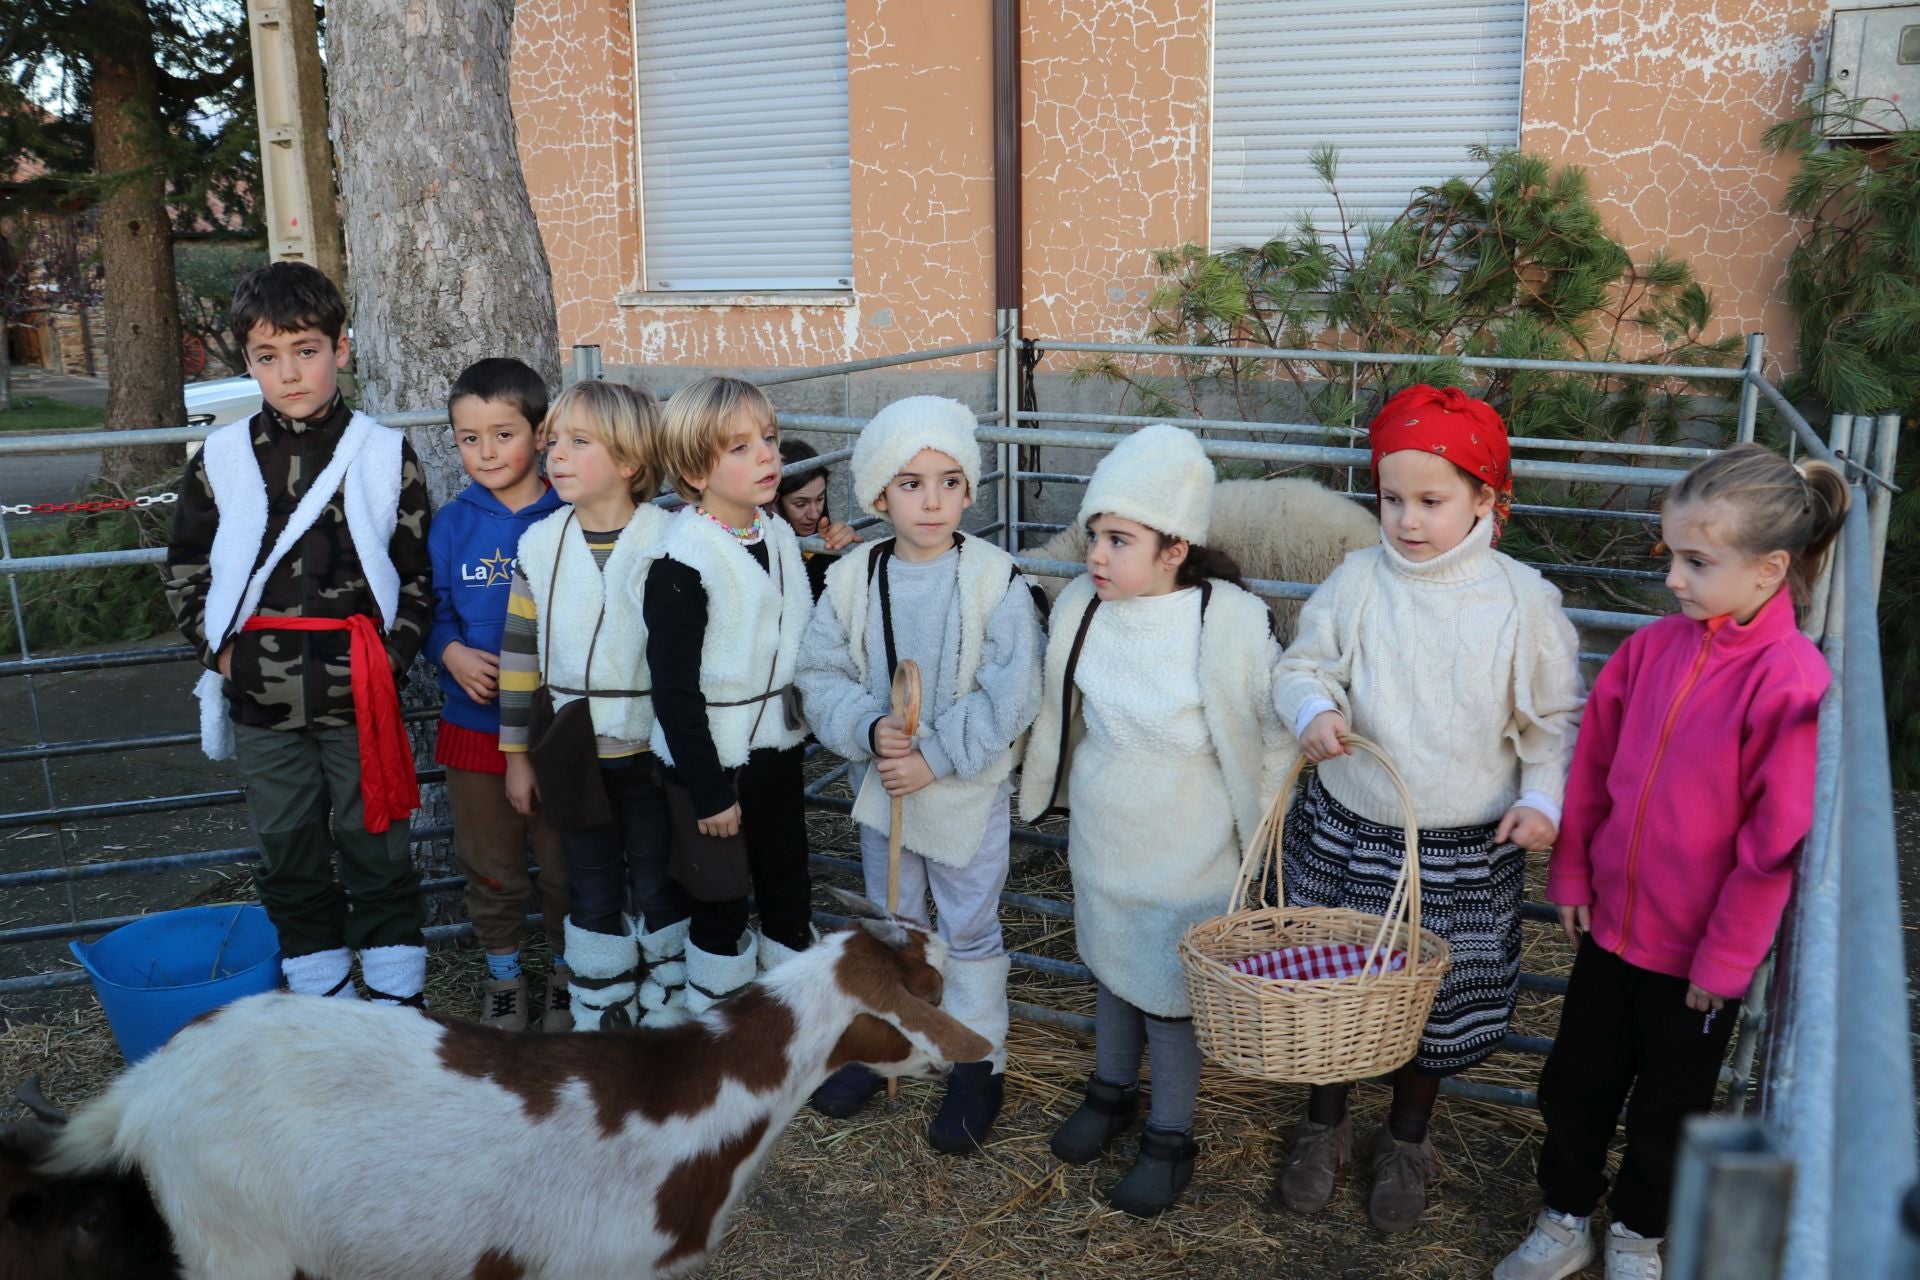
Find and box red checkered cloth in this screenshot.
[1231,942,1408,982]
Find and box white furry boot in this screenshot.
[564,917,640,1031]
[683,931,758,1016]
[282,947,358,999]
[942,953,1012,1073]
[756,925,819,974]
[359,944,428,1007]
[637,917,691,1028]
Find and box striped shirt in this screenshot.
[498,526,648,759]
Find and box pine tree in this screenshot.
[1767,90,1920,786]
[1,0,259,483]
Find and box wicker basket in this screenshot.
[1178,733,1451,1084]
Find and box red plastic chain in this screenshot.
[0,494,177,516]
[29,499,140,513]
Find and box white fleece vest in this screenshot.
[640,507,812,768]
[515,504,667,744]
[832,537,1025,868]
[1017,574,1296,850]
[191,412,403,759]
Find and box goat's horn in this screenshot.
[826,887,891,921]
[13,1074,67,1125]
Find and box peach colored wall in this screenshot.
[512,0,1819,372]
[510,0,1207,368]
[1520,0,1826,366]
[511,0,640,352]
[1020,0,1212,342]
[511,0,997,369]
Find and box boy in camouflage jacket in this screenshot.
[164,262,435,1004]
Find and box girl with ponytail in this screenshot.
[1499,443,1849,1280]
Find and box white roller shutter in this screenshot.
[636,0,853,291]
[1209,0,1526,249]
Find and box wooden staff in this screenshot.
[885,658,922,915]
[885,658,921,1099]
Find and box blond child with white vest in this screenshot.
[795,396,1043,1151]
[1018,424,1292,1217]
[1270,385,1584,1234]
[499,380,684,1031]
[636,377,815,1016]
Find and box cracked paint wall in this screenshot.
[510,0,1206,370]
[1522,0,1824,362]
[512,0,1816,372]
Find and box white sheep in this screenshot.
[1028,476,1380,641]
[39,900,985,1280]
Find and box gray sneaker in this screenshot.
[1604,1221,1662,1280]
[1494,1209,1596,1280]
[478,974,528,1032]
[1275,1114,1352,1213]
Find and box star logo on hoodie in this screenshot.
[476,548,514,586]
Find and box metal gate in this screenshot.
[0,335,1909,1277]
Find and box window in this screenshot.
[635,0,854,292]
[1209,0,1526,248]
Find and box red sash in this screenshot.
[240,615,419,833]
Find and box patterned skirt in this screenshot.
[1278,772,1524,1076]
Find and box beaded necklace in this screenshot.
[697,505,765,545]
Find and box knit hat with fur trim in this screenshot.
[1077,423,1214,545]
[851,396,982,518]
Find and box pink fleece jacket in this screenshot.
[1546,588,1827,998]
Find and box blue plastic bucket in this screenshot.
[70,904,283,1063]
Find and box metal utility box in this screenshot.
[1827,4,1920,136]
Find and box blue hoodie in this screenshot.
[428,480,566,734]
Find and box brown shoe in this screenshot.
[479,975,528,1032]
[1276,1114,1352,1213]
[1368,1127,1437,1233]
[539,969,574,1033]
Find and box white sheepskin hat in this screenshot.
[850,396,983,517]
[1077,423,1214,545]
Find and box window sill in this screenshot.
[615,290,856,309]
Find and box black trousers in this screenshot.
[690,745,812,955]
[1536,937,1738,1236]
[561,756,690,937]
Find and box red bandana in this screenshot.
[1368,385,1513,538]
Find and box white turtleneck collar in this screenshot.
[1378,513,1497,586]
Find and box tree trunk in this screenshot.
[90,0,187,489]
[328,0,559,506]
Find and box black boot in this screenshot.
[1048,1075,1140,1165]
[927,1061,1004,1155]
[808,1063,885,1119]
[1107,1126,1199,1218]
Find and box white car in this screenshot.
[183,376,262,429]
[182,376,262,457]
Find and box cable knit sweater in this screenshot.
[1272,517,1584,830]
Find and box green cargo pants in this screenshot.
[232,722,424,958]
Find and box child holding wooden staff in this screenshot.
[797,396,1043,1152]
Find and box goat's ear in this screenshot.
[827,887,890,921]
[856,917,916,950]
[890,995,992,1066]
[828,887,917,948]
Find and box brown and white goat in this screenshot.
[40,904,987,1280]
